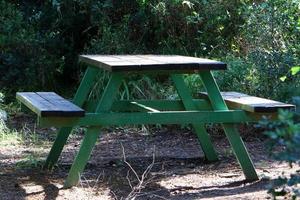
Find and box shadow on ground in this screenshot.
[0,126,282,200]
[0,156,270,200]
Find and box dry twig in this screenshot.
[120,143,156,200]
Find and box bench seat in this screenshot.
[16,92,85,117]
[199,91,295,113]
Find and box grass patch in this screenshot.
[0,119,22,146]
[1,119,51,169]
[16,153,45,169]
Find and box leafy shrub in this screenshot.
[231,0,300,101]
[0,1,64,99]
[0,0,299,102]
[259,109,300,199]
[214,56,259,95]
[0,0,99,100]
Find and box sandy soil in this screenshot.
[0,115,298,200]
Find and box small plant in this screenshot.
[0,119,22,146]
[259,109,300,199]
[16,154,44,169]
[0,92,7,121]
[0,91,22,145]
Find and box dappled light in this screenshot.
[0,0,299,199]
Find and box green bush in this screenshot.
[234,0,300,100]
[0,0,100,100]
[259,109,300,199]
[84,0,245,56]
[0,1,63,99]
[0,1,37,95]
[0,0,299,102]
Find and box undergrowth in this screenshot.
[259,109,300,199]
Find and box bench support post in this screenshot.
[44,67,99,169]
[171,74,218,161]
[64,72,124,187]
[64,126,101,187]
[199,71,259,181]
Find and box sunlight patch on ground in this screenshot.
[20,182,113,200]
[158,173,243,189]
[202,191,268,200]
[157,173,264,198]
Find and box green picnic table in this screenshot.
[16,55,295,188]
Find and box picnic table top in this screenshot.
[79,55,227,72]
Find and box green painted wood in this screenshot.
[63,126,101,188]
[199,91,295,112]
[44,67,99,169]
[39,110,253,127]
[64,73,124,187]
[130,102,160,112]
[79,55,227,72]
[171,74,218,161]
[84,99,212,112]
[16,92,85,117]
[73,67,100,106]
[199,71,258,181]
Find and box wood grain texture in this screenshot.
[16,92,85,117]
[79,55,227,72]
[199,91,295,112]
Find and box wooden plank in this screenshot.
[37,92,85,117]
[79,55,227,72]
[39,110,253,127]
[39,111,278,127]
[130,102,160,112]
[17,92,59,116]
[17,92,85,117]
[199,91,295,112]
[83,99,212,112]
[37,92,84,113]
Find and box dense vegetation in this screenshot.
[0,1,299,198]
[1,0,299,101]
[260,110,300,198]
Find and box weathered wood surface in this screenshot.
[16,92,85,117]
[79,55,227,72]
[199,91,295,112]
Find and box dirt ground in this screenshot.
[0,114,299,200]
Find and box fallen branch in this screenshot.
[120,143,156,200]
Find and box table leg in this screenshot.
[64,126,101,188]
[199,71,258,181]
[171,74,218,161]
[44,67,99,169]
[64,73,124,187]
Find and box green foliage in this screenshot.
[120,75,171,100]
[215,0,300,101]
[183,74,204,96]
[15,154,44,169]
[281,66,300,81]
[0,1,62,99]
[214,56,259,95]
[0,118,22,146]
[0,0,98,100]
[261,110,300,162]
[88,72,176,100]
[0,0,299,102]
[259,110,300,198]
[236,0,300,100]
[291,66,300,76]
